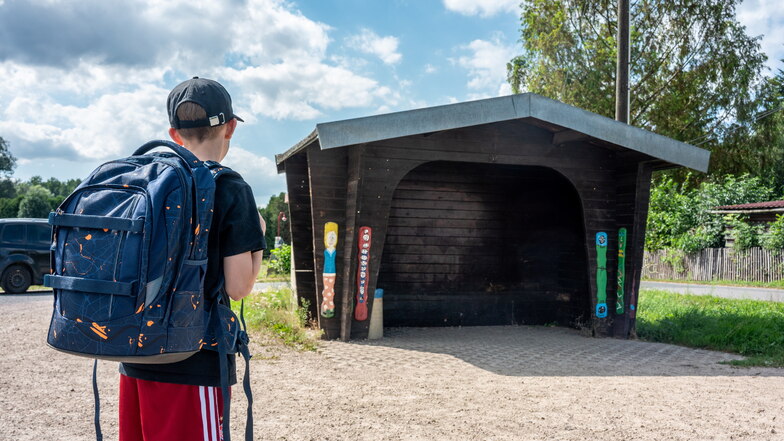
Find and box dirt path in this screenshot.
[2,294,783,441]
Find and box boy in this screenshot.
[118,77,266,441]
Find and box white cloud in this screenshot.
[224,62,382,120]
[0,0,405,201]
[0,83,168,161]
[0,0,394,158]
[346,29,402,65]
[425,64,438,74]
[736,0,784,73]
[443,0,519,17]
[455,36,517,98]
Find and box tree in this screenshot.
[717,66,784,192]
[258,192,291,253]
[507,0,768,178]
[0,196,22,218]
[0,136,16,177]
[0,179,16,199]
[17,185,53,218]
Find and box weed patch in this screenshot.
[232,288,321,351]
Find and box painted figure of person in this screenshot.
[321,222,338,318]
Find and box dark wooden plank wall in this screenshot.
[376,161,590,327]
[306,145,349,340]
[283,152,317,319]
[291,119,654,339]
[348,154,421,339]
[346,120,624,338]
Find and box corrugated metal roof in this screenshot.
[715,200,784,210]
[277,93,710,172]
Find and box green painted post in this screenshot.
[616,228,627,315]
[595,232,608,318]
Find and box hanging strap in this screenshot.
[210,297,254,441]
[92,359,103,441]
[238,300,254,441]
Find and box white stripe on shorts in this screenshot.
[199,386,210,441]
[208,386,218,441]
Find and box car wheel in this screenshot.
[1,264,32,294]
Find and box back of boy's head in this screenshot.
[175,102,224,143]
[167,77,243,143]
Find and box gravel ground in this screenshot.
[2,292,784,441]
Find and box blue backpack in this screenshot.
[45,140,253,441]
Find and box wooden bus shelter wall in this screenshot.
[284,119,654,340]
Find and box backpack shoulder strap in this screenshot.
[204,160,242,181]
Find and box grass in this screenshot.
[643,277,784,289]
[232,287,320,351]
[636,288,784,367]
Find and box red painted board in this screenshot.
[355,226,372,321]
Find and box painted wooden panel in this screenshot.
[320,222,338,318]
[307,145,349,340]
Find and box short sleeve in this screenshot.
[215,177,266,258]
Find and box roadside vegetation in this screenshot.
[643,278,784,290]
[255,244,292,282]
[646,174,784,253]
[233,287,320,351]
[636,289,784,367]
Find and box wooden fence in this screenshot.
[643,248,784,282]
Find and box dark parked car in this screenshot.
[0,218,51,293]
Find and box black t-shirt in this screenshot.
[120,172,266,386]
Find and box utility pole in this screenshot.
[615,0,630,123]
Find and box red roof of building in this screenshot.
[715,200,784,210]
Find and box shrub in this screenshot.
[762,214,784,250]
[646,173,776,252]
[17,185,53,218]
[724,214,762,250]
[268,244,292,275]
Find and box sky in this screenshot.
[0,0,782,206]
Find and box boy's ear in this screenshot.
[169,128,184,146]
[224,118,237,140]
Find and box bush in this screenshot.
[762,214,784,250]
[268,244,292,275]
[724,214,763,250]
[17,185,53,218]
[0,196,22,218]
[646,173,776,252]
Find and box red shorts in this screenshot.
[119,375,226,441]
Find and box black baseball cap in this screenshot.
[168,77,244,129]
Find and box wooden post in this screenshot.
[627,162,653,338]
[339,146,366,341]
[615,0,630,123]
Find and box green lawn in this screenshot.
[637,289,784,367]
[643,278,784,289]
